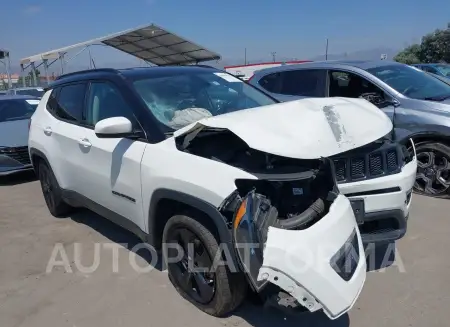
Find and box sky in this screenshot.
[1,0,450,72]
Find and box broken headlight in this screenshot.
[232,191,278,291]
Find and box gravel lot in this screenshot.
[1,172,449,327]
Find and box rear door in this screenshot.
[255,69,326,102]
[78,80,147,231]
[47,83,88,192]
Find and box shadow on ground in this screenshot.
[69,209,164,271]
[365,242,396,272]
[235,302,350,327]
[0,171,36,186]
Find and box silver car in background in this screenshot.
[249,60,450,197]
[0,95,40,176]
[6,87,45,99]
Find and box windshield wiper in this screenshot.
[423,94,450,101]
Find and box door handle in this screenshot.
[44,127,52,136]
[78,138,92,148]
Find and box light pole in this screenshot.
[270,51,276,62]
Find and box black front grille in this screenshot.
[386,150,398,171]
[333,142,403,183]
[0,146,31,165]
[369,153,383,176]
[350,158,365,178]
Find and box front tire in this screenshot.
[162,215,247,317]
[414,142,450,197]
[38,161,72,217]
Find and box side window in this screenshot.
[46,88,60,114]
[423,66,438,74]
[85,82,136,127]
[259,70,325,96]
[258,72,282,93]
[54,84,86,122]
[278,69,325,97]
[329,70,381,98]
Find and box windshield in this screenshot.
[132,70,276,130]
[0,99,37,123]
[434,64,450,77]
[16,89,44,98]
[367,64,450,100]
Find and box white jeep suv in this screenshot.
[29,66,409,319]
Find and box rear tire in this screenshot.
[38,161,72,217]
[162,214,247,317]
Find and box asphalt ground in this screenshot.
[1,172,449,327]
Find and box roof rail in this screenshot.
[55,68,119,80]
[195,64,216,69]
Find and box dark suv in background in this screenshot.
[249,60,450,198]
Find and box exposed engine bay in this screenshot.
[177,128,339,230]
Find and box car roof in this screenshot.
[51,65,219,87]
[253,60,404,76]
[0,95,40,101]
[13,87,44,90]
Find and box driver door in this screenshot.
[79,81,148,231]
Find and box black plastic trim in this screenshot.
[360,209,407,244]
[345,186,401,198]
[148,188,239,268]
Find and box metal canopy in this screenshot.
[20,23,221,66]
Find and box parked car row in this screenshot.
[0,95,40,176]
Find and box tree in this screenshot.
[1,79,7,90]
[394,44,422,64]
[394,22,450,64]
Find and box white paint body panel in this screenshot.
[75,128,147,230]
[175,97,393,159]
[258,195,366,319]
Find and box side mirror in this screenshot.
[94,117,133,138]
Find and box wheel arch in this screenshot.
[29,148,51,174]
[147,188,239,267]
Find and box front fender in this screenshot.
[147,188,239,268]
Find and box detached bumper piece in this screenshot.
[232,191,366,320]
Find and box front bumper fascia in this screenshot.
[256,194,366,320]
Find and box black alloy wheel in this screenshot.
[414,142,450,196]
[163,215,247,316]
[166,227,216,304]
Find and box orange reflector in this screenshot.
[233,199,247,230]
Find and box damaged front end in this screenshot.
[176,133,367,318]
[172,98,382,318]
[219,158,366,319]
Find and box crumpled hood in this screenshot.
[174,97,393,159]
[0,119,30,148]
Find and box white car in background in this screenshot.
[29,66,401,319]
